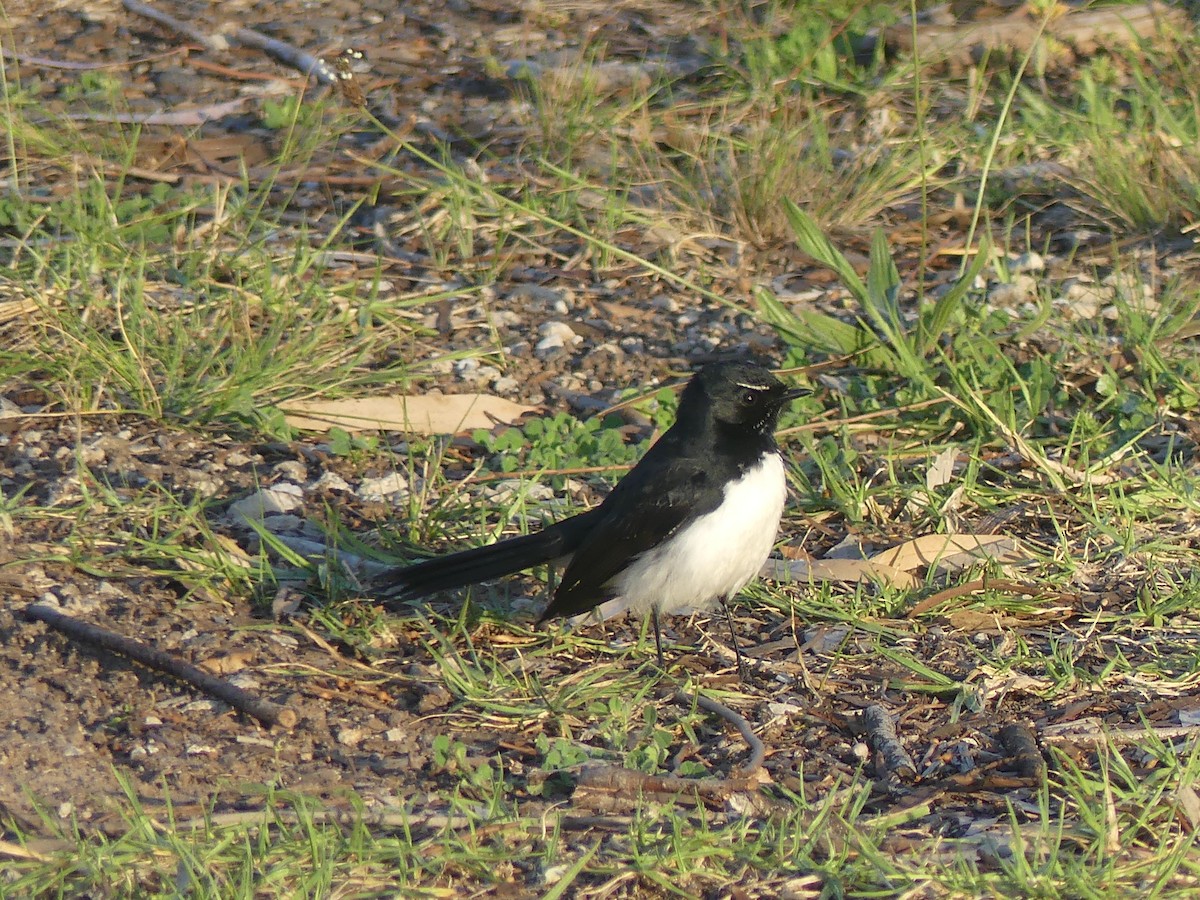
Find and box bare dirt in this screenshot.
[5,0,1200,894]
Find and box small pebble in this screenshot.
[508,284,572,309]
[491,310,522,328]
[1011,251,1045,274]
[272,460,307,482]
[987,274,1038,306]
[358,473,409,503]
[313,471,352,492]
[618,336,644,354]
[535,321,578,356]
[228,486,304,526]
[1060,280,1112,319]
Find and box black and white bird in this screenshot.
[379,360,807,667]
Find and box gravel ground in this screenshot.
[6,0,1200,884]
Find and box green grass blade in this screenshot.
[783,198,868,304]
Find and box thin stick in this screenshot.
[907,576,1072,619]
[230,28,338,85]
[576,763,754,802]
[121,0,228,52]
[862,704,916,784]
[1043,722,1200,746]
[676,689,765,776]
[23,604,297,729]
[0,45,189,70]
[122,0,339,85]
[998,722,1045,779]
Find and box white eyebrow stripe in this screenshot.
[735,381,772,390]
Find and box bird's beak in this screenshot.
[780,387,812,402]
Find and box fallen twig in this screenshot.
[908,576,1074,619]
[999,722,1046,780]
[675,689,765,777]
[83,803,632,842]
[122,0,338,85]
[884,1,1186,69]
[0,45,189,70]
[572,765,866,862]
[230,27,339,85]
[936,771,1041,792]
[861,705,916,785]
[1043,721,1200,746]
[121,0,228,52]
[569,689,768,814]
[64,98,251,126]
[703,629,807,687]
[23,604,297,729]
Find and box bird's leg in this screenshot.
[719,595,748,682]
[652,606,665,669]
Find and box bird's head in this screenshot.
[685,361,809,435]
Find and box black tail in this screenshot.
[377,512,596,602]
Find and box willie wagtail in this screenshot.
[379,360,807,667]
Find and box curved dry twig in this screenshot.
[230,27,339,85]
[676,689,765,776]
[122,0,339,85]
[23,604,297,729]
[862,704,916,785]
[122,0,228,52]
[999,722,1046,780]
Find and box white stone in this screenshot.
[314,471,352,492]
[358,473,409,503]
[1011,252,1046,274]
[228,486,304,526]
[988,274,1038,306]
[535,321,579,356]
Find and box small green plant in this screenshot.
[431,734,501,795]
[328,427,379,456]
[60,70,124,105]
[535,734,592,771]
[763,199,992,389]
[472,410,654,473]
[262,95,305,130]
[736,3,890,91]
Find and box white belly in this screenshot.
[610,453,787,615]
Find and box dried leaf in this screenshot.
[197,649,256,675]
[1174,785,1200,832]
[282,393,537,435]
[926,446,957,490]
[68,98,250,125]
[975,664,1052,697]
[870,534,1019,573]
[0,298,38,325]
[761,556,918,589]
[227,485,304,526]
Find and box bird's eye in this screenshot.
[742,390,758,404]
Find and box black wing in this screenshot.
[538,433,727,620]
